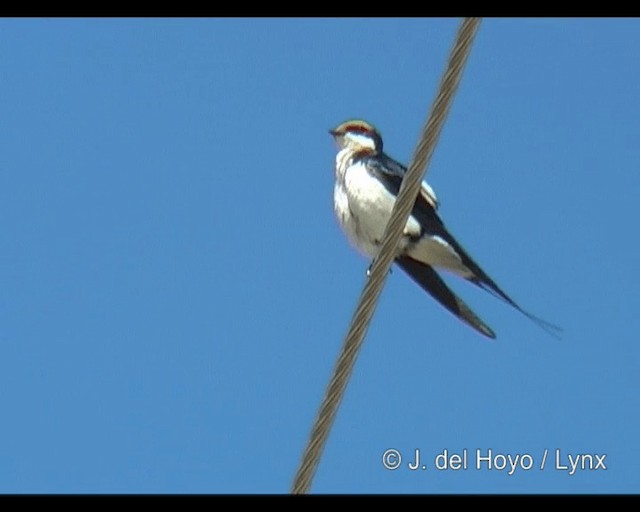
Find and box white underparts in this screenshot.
[334,150,474,279]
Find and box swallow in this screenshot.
[330,119,560,339]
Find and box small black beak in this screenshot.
[329,129,338,137]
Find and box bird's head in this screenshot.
[329,119,383,153]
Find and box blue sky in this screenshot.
[0,18,638,494]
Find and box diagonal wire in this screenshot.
[291,18,482,495]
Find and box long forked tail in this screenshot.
[470,277,563,340]
[430,224,562,339]
[396,256,496,339]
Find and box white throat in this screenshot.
[344,132,377,151]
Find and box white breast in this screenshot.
[334,158,421,258]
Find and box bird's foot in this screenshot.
[366,261,392,278]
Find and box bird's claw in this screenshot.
[366,262,392,278]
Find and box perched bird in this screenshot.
[330,119,560,339]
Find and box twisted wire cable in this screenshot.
[291,18,482,494]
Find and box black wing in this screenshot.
[362,152,562,338]
[396,255,496,339]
